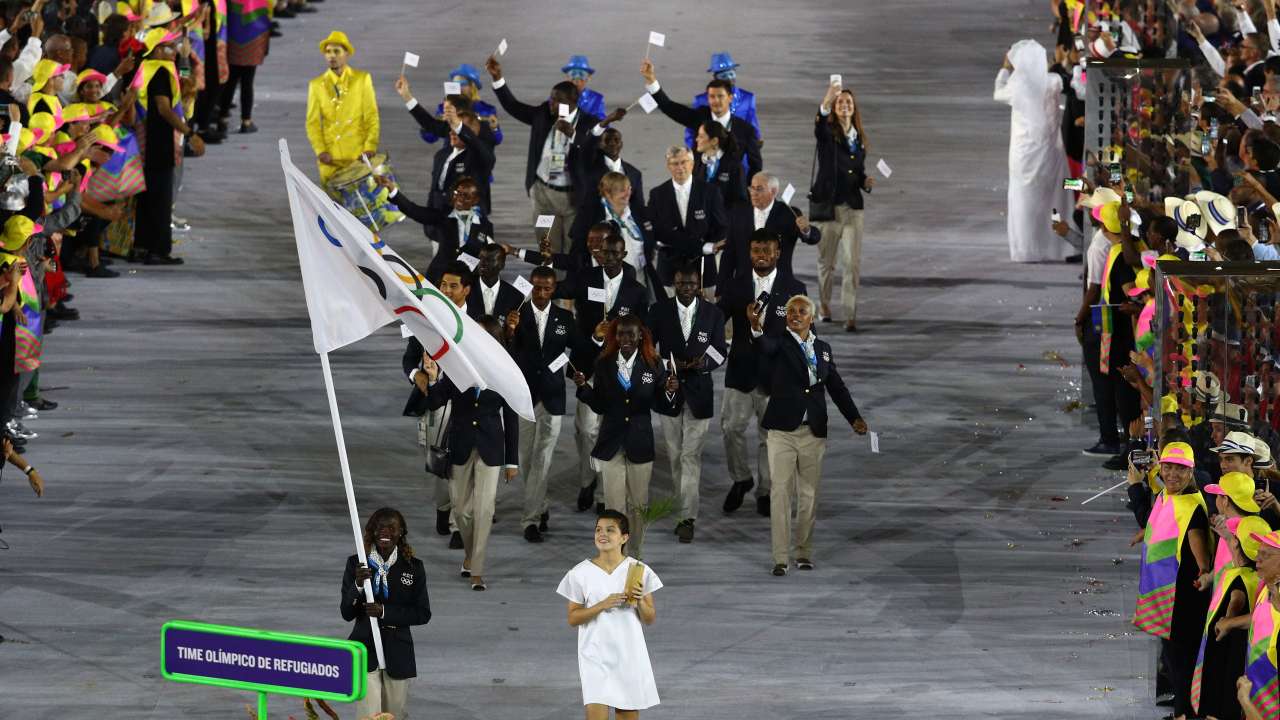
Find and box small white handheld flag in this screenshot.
[648,31,666,47]
[535,214,556,228]
[830,73,842,86]
[403,52,420,68]
[637,93,658,114]
[876,158,893,179]
[870,431,880,454]
[458,253,480,271]
[558,103,571,117]
[444,81,462,96]
[780,183,796,205]
[512,275,534,297]
[496,38,508,56]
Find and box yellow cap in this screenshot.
[1098,201,1122,233]
[2,216,38,252]
[30,59,68,92]
[1205,471,1261,513]
[1160,393,1179,415]
[1233,516,1272,560]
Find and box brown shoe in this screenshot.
[844,320,858,333]
[820,303,832,322]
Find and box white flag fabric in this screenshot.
[280,140,535,420]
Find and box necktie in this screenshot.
[704,155,719,182]
[681,304,694,340]
[617,366,632,390]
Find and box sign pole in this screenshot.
[319,351,386,670]
[258,692,268,720]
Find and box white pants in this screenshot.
[451,450,500,575]
[575,397,602,495]
[357,669,410,719]
[720,387,771,496]
[816,206,864,320]
[600,452,653,557]
[659,407,711,521]
[520,402,563,527]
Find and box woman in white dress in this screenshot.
[993,38,1073,263]
[557,509,663,719]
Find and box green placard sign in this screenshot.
[161,620,366,718]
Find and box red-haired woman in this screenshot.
[573,315,680,554]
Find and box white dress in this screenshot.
[993,39,1072,263]
[557,557,663,710]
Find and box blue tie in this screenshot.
[617,368,631,391]
[704,156,719,182]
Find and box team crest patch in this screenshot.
[694,209,706,220]
[718,173,730,182]
[774,305,786,317]
[400,574,414,585]
[618,307,632,316]
[554,325,567,335]
[822,352,830,362]
[697,330,709,343]
[641,372,654,384]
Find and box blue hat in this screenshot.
[448,63,482,90]
[561,55,595,75]
[707,52,740,74]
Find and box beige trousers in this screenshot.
[600,452,653,557]
[766,425,827,566]
[530,180,576,254]
[519,402,563,527]
[356,669,410,719]
[575,396,602,494]
[816,206,865,320]
[451,449,500,575]
[659,407,711,521]
[720,387,772,495]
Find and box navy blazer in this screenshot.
[651,86,762,186]
[568,198,655,272]
[718,272,807,392]
[572,266,649,376]
[506,302,592,416]
[756,333,862,438]
[391,188,494,285]
[422,376,520,468]
[465,278,524,322]
[577,354,681,463]
[402,337,430,417]
[718,201,820,289]
[647,177,727,286]
[579,130,646,219]
[341,554,431,678]
[493,81,600,206]
[647,297,727,419]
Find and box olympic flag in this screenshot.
[280,140,534,420]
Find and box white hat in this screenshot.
[1271,201,1280,225]
[1174,199,1207,249]
[1080,187,1121,209]
[1164,196,1185,219]
[1196,191,1236,234]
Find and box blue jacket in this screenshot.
[683,86,760,157]
[578,88,606,120]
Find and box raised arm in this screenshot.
[486,55,540,126]
[641,58,703,129]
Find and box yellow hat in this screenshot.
[28,112,57,142]
[142,28,178,55]
[90,124,123,152]
[318,30,354,56]
[30,59,69,92]
[75,69,109,88]
[1096,201,1122,234]
[1,216,41,252]
[0,251,20,268]
[1159,441,1195,467]
[1160,393,1180,415]
[1230,516,1272,560]
[115,1,142,21]
[1205,471,1261,513]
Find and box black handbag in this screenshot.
[806,131,838,222]
[424,400,453,479]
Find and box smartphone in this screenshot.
[1201,134,1211,156]
[1238,206,1249,229]
[1254,87,1264,107]
[1108,162,1122,185]
[1129,448,1155,471]
[1074,35,1085,51]
[1124,183,1134,203]
[755,291,770,307]
[1205,95,1217,104]
[1063,177,1085,191]
[1262,221,1272,244]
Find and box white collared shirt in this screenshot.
[480,278,501,316]
[440,146,465,188]
[677,297,698,340]
[537,107,577,187]
[673,176,692,223]
[616,349,637,383]
[753,201,775,231]
[604,268,624,309]
[788,329,818,386]
[615,206,646,271]
[753,267,777,301]
[604,155,624,174]
[449,209,476,245]
[531,301,551,345]
[712,109,732,128]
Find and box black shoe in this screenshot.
[269,27,282,37]
[1154,697,1174,707]
[595,502,604,514]
[48,304,79,320]
[539,511,549,532]
[274,7,296,17]
[1102,453,1128,471]
[239,122,259,134]
[723,478,753,513]
[772,564,787,576]
[29,398,57,411]
[436,509,450,536]
[198,129,224,144]
[523,525,544,543]
[295,4,318,12]
[1064,253,1083,264]
[86,264,119,278]
[144,254,185,265]
[756,495,771,517]
[796,558,814,570]
[577,478,597,512]
[1083,440,1122,457]
[448,531,463,549]
[676,519,694,543]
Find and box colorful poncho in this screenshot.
[1133,490,1207,639]
[1248,588,1280,720]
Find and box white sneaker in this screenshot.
[171,217,191,232]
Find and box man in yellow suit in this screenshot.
[306,31,379,186]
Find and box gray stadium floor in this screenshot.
[0,1,1155,718]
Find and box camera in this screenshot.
[1129,448,1155,471]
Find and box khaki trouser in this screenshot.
[357,669,410,719]
[600,452,653,557]
[530,180,575,254]
[451,450,500,575]
[816,206,864,321]
[721,387,771,496]
[659,407,711,521]
[519,402,563,527]
[767,425,827,566]
[575,396,601,495]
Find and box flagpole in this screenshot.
[319,351,387,670]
